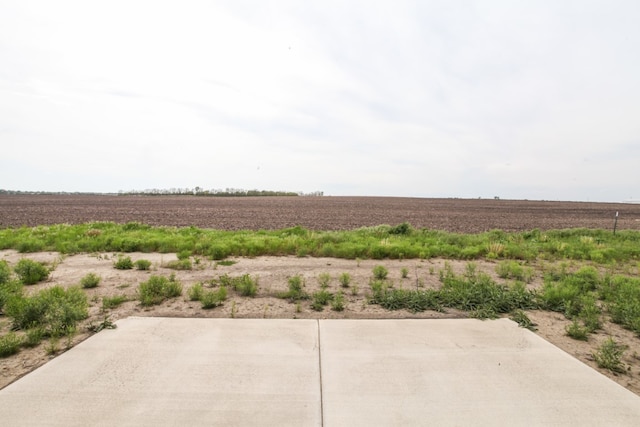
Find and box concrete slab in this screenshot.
[0,318,322,427]
[2,318,640,426]
[319,318,640,426]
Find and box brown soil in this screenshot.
[1,195,639,232]
[1,250,639,396]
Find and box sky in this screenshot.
[1,0,639,202]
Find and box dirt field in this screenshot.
[1,195,640,395]
[1,195,639,231]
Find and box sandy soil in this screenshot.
[1,250,639,396]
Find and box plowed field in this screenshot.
[2,195,639,231]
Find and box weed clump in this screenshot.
[339,272,351,288]
[200,287,227,309]
[510,309,537,331]
[114,256,133,270]
[317,273,331,289]
[219,274,258,297]
[566,320,590,341]
[165,258,192,270]
[14,259,49,285]
[0,260,11,284]
[593,338,627,373]
[0,333,23,358]
[80,272,101,288]
[278,275,309,301]
[102,295,128,310]
[373,265,388,280]
[5,286,88,337]
[138,275,182,306]
[188,283,205,301]
[331,291,346,311]
[311,290,333,311]
[134,259,152,270]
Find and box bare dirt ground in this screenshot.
[1,195,639,394]
[1,195,639,231]
[1,250,639,396]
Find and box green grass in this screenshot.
[0,260,11,284]
[14,258,49,285]
[164,258,192,270]
[593,338,627,373]
[200,287,227,309]
[0,279,23,312]
[311,290,333,311]
[331,291,345,311]
[3,223,638,264]
[510,309,537,331]
[278,275,308,301]
[137,275,182,306]
[495,260,534,282]
[188,283,205,301]
[4,285,88,337]
[0,333,23,357]
[102,295,128,310]
[218,274,259,297]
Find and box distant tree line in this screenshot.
[117,188,324,197]
[1,188,324,197]
[0,190,117,196]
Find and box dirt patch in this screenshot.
[1,250,639,396]
[1,195,639,232]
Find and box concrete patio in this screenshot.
[1,318,639,426]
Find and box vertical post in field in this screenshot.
[613,211,619,235]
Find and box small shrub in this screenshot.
[0,260,11,284]
[593,338,627,373]
[188,283,204,301]
[339,272,351,288]
[134,259,152,270]
[14,259,49,285]
[201,287,227,309]
[5,286,88,337]
[389,222,412,235]
[102,295,128,310]
[318,273,331,289]
[138,275,183,306]
[495,261,533,283]
[331,291,345,311]
[177,250,192,260]
[0,279,23,312]
[80,273,101,289]
[401,267,409,279]
[233,275,259,297]
[0,333,23,357]
[373,265,388,280]
[165,259,192,270]
[566,320,589,341]
[114,256,133,270]
[311,290,333,311]
[279,275,308,301]
[23,328,45,348]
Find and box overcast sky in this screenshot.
[1,1,638,201]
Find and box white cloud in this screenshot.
[1,0,639,201]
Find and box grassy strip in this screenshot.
[1,222,639,264]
